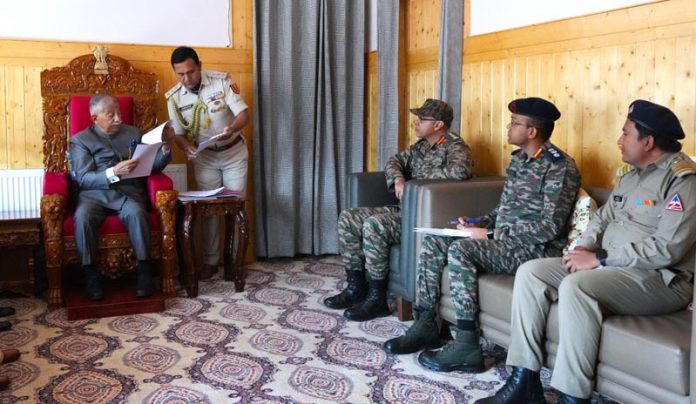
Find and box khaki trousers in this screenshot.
[506,257,692,398]
[193,139,248,266]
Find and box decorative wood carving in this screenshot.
[41,54,159,172]
[40,52,176,309]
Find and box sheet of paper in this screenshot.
[141,121,172,145]
[414,227,473,238]
[195,133,226,154]
[120,143,161,179]
[178,187,226,198]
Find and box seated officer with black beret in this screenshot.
[479,100,696,403]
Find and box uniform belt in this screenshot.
[209,135,243,152]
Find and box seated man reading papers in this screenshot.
[69,93,174,301]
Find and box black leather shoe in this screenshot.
[84,264,103,301]
[324,270,367,309]
[476,366,545,403]
[343,278,390,321]
[0,321,11,332]
[136,261,154,298]
[556,392,591,404]
[0,307,15,317]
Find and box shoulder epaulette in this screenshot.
[543,146,565,162]
[671,157,696,178]
[164,83,182,99]
[206,70,229,80]
[616,163,633,178]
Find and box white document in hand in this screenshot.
[120,143,161,179]
[195,134,226,154]
[178,187,226,198]
[414,227,473,238]
[140,121,172,145]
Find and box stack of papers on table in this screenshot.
[178,187,242,201]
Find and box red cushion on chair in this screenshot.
[62,212,161,237]
[43,172,69,197]
[69,96,134,135]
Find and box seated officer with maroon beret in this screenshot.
[479,100,696,403]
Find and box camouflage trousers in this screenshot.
[416,235,543,321]
[338,206,401,280]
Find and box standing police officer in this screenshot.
[324,99,474,321]
[166,46,250,279]
[480,100,696,404]
[384,97,580,375]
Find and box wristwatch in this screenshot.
[595,248,608,266]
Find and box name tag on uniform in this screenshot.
[613,195,624,203]
[178,104,193,112]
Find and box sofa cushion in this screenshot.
[599,311,691,395]
[563,188,597,255]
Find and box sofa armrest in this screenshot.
[147,172,174,208]
[345,172,398,209]
[396,177,506,303]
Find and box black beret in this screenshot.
[508,97,561,123]
[627,99,685,140]
[410,98,454,128]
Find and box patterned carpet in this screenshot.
[0,256,615,403]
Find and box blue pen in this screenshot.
[450,217,481,225]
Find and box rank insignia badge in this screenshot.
[665,193,684,211]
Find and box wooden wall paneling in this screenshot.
[231,0,254,50]
[478,61,494,175]
[6,66,26,169]
[581,48,613,187]
[558,51,584,171]
[24,66,43,168]
[490,59,505,175]
[653,38,676,110]
[365,52,377,172]
[0,66,7,169]
[674,36,696,156]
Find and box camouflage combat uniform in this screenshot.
[416,142,580,322]
[339,131,473,280]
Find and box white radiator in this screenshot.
[0,164,188,213]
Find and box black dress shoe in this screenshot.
[0,321,10,332]
[556,392,591,404]
[0,307,15,317]
[136,261,154,298]
[84,265,104,301]
[476,366,545,403]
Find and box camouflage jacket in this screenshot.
[480,142,580,254]
[384,131,473,190]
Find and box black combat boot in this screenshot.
[476,366,545,404]
[343,278,390,321]
[418,328,484,372]
[136,260,154,298]
[383,308,443,354]
[84,264,103,301]
[556,392,590,404]
[324,270,367,309]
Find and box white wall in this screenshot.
[0,0,230,47]
[470,0,658,36]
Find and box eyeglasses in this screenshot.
[509,120,532,128]
[415,116,437,123]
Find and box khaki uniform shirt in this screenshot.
[165,70,248,147]
[576,152,696,284]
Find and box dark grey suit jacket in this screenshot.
[69,124,171,210]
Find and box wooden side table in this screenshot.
[178,197,249,297]
[0,210,41,296]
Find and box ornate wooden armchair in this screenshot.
[40,51,177,308]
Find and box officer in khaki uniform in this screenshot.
[480,100,696,404]
[166,46,250,279]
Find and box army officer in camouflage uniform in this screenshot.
[384,97,580,374]
[166,46,250,280]
[481,100,696,404]
[324,99,474,321]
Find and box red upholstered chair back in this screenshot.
[69,96,134,136]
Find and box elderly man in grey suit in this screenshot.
[69,93,174,300]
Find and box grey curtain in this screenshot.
[376,0,400,169]
[253,0,365,257]
[437,0,464,134]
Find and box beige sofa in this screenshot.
[418,180,694,404]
